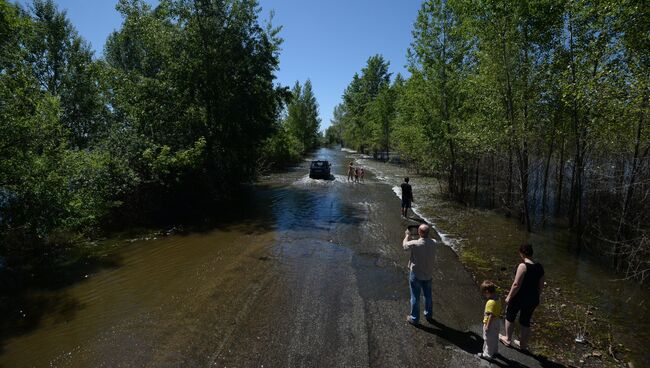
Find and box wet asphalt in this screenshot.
[199,148,558,368]
[0,148,560,368]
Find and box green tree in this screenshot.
[27,0,107,149]
[407,0,471,191]
[366,83,397,159]
[285,79,321,153]
[331,0,649,284]
[104,0,285,204]
[1,0,291,264]
[1,0,122,248]
[338,55,391,152]
[392,70,440,171]
[324,104,345,146]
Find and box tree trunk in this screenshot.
[500,26,515,218]
[567,12,580,233]
[615,92,649,269]
[491,155,496,208]
[555,138,565,216]
[507,148,513,215]
[474,156,480,206]
[441,15,456,199]
[542,130,556,227]
[518,147,532,232]
[574,151,584,250]
[568,156,578,227]
[459,167,466,201]
[519,23,532,232]
[448,139,456,196]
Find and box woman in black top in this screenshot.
[500,244,545,350]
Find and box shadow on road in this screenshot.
[416,319,565,368]
[0,253,121,355]
[515,349,566,368]
[415,319,482,355]
[407,216,429,225]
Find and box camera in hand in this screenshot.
[407,225,419,240]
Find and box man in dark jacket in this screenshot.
[401,177,413,218]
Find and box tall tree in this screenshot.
[560,0,619,242]
[367,83,397,159]
[27,0,106,149]
[325,104,345,146]
[408,0,471,195]
[104,0,285,201]
[285,79,321,152]
[338,55,391,152]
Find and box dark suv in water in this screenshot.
[309,160,332,179]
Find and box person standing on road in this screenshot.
[401,177,413,217]
[478,280,503,360]
[402,224,437,325]
[500,244,545,351]
[347,162,355,182]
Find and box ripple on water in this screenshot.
[353,153,650,366]
[355,201,376,209]
[291,174,348,187]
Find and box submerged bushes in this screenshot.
[0,0,318,264]
[330,0,649,281]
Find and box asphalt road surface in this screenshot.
[0,148,562,368]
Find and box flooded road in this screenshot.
[3,148,556,367]
[357,156,650,367]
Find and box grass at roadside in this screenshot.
[355,155,642,368]
[458,244,628,368]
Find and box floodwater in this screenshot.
[0,147,640,367]
[357,156,650,367]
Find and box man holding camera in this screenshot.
[402,224,438,325]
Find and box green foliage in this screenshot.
[260,126,303,169]
[333,0,650,279]
[141,138,207,184]
[391,71,441,170]
[260,78,321,168]
[27,0,108,149]
[337,55,392,153]
[103,0,286,193]
[284,79,321,153]
[1,0,296,262]
[366,84,396,155]
[324,104,344,145]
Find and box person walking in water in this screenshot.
[354,167,360,183]
[401,177,413,217]
[402,224,437,325]
[360,167,365,182]
[347,162,355,182]
[500,244,545,351]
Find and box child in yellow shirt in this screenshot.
[478,280,502,359]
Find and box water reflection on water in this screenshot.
[2,148,647,367]
[358,156,650,366]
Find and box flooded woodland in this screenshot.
[1,0,648,367]
[0,148,647,367]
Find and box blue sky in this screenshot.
[18,0,421,131]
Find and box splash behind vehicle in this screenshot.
[309,160,331,179]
